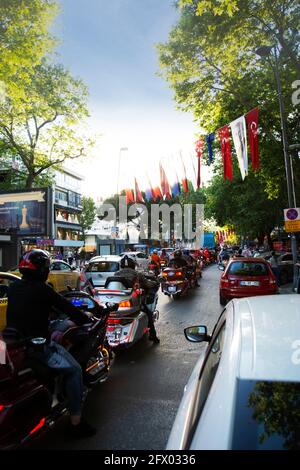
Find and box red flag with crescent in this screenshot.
[218,126,233,181]
[246,108,259,171]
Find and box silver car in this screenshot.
[167,295,300,450]
[81,255,121,288]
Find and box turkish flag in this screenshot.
[195,139,204,189]
[159,163,171,199]
[246,108,259,171]
[125,189,134,205]
[134,178,144,203]
[218,126,233,181]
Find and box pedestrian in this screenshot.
[269,251,280,286]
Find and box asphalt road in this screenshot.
[29,265,223,450]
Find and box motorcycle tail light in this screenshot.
[29,417,46,436]
[162,272,168,277]
[176,271,183,277]
[119,300,132,308]
[107,318,121,325]
[0,405,5,413]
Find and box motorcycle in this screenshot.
[161,267,192,300]
[148,261,160,276]
[0,291,117,449]
[90,275,159,350]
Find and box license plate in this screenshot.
[240,281,260,287]
[107,327,122,340]
[168,286,177,293]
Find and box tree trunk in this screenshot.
[25,172,34,189]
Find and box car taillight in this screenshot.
[221,276,229,285]
[269,278,277,285]
[107,318,121,325]
[119,300,132,308]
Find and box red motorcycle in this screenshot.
[0,291,117,449]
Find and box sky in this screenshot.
[54,0,210,199]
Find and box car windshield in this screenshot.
[86,261,119,273]
[228,262,268,276]
[232,380,300,450]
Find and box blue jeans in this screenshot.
[271,267,280,287]
[32,341,83,415]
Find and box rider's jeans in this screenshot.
[31,342,83,415]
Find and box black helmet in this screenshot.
[120,255,136,270]
[174,250,182,259]
[19,249,51,281]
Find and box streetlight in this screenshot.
[256,45,298,288]
[116,147,129,196]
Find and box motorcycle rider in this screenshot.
[6,249,97,438]
[114,255,160,344]
[160,249,169,265]
[150,250,161,275]
[168,250,188,269]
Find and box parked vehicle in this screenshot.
[0,291,117,449]
[9,260,81,293]
[91,275,159,350]
[119,252,149,270]
[253,251,300,285]
[80,256,121,289]
[219,258,278,305]
[0,273,20,331]
[167,295,300,450]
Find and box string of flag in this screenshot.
[123,107,259,204]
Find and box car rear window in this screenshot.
[86,262,119,273]
[228,262,268,276]
[232,380,300,450]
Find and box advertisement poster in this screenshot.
[0,190,48,235]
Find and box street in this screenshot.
[28,265,222,450]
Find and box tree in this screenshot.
[157,0,300,238]
[78,196,97,241]
[0,60,92,188]
[0,0,58,100]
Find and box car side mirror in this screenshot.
[219,265,225,271]
[184,326,211,343]
[71,266,77,271]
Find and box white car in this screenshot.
[81,255,122,288]
[120,251,149,270]
[167,295,300,450]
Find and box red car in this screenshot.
[219,258,278,306]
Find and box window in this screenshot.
[86,262,119,273]
[51,262,71,272]
[232,380,300,450]
[187,321,226,446]
[229,262,268,276]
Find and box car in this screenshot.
[9,260,81,293]
[119,251,149,270]
[80,255,122,288]
[0,272,21,331]
[219,258,278,305]
[167,295,300,450]
[254,252,300,285]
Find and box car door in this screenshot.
[169,314,227,450]
[49,261,77,292]
[136,252,148,269]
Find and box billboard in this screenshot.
[0,189,50,236]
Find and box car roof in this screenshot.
[89,256,121,262]
[233,295,300,382]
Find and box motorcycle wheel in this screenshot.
[84,345,111,385]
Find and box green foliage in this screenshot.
[78,196,97,241]
[0,60,92,188]
[158,0,300,237]
[0,0,58,100]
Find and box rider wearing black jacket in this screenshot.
[114,255,160,343]
[6,249,96,438]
